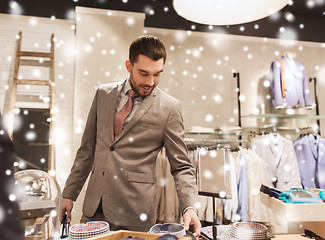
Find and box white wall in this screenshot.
[0,13,75,190]
[148,28,325,137]
[74,7,325,140]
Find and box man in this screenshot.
[61,35,201,237]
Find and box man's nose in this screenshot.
[145,76,154,86]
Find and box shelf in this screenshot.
[185,138,247,144]
[243,113,325,120]
[185,131,250,136]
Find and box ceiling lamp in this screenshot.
[173,0,290,26]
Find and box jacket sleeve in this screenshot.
[269,60,284,107]
[302,65,313,107]
[62,88,99,201]
[163,101,198,212]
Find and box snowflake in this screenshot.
[139,213,147,221]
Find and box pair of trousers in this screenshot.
[80,199,152,232]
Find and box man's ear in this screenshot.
[125,60,132,73]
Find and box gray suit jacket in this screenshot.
[251,133,302,190]
[62,80,198,230]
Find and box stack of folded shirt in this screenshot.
[69,221,110,239]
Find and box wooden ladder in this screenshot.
[8,31,56,174]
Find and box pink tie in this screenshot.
[114,89,138,139]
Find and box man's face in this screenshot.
[126,54,164,97]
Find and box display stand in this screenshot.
[198,191,224,240]
[242,113,325,137]
[185,137,246,240]
[309,77,320,135]
[233,72,241,128]
[20,200,55,239]
[260,191,325,238]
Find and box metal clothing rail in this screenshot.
[185,138,248,150]
[243,125,319,137]
[309,77,320,135]
[185,138,248,144]
[233,72,241,128]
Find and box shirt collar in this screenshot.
[123,78,145,100]
[123,79,132,95]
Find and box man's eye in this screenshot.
[154,73,161,77]
[140,72,148,76]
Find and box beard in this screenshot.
[129,72,157,98]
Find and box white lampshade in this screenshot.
[173,0,290,26]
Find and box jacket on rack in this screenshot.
[294,134,325,189]
[269,56,312,108]
[251,133,302,190]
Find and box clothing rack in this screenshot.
[187,144,237,240]
[186,139,247,150]
[246,125,318,137]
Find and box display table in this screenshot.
[260,192,325,238]
[274,234,308,239]
[88,230,312,240]
[89,230,192,240]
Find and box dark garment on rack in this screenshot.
[294,134,325,189]
[0,114,25,240]
[236,153,248,222]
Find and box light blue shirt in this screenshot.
[237,153,248,222]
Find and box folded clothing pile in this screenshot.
[69,221,110,239]
[201,222,272,240]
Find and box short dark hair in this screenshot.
[129,35,166,64]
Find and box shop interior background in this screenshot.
[0,0,325,224]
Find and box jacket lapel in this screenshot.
[267,133,277,159]
[308,133,318,160]
[113,88,157,142]
[275,134,285,167]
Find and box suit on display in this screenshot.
[294,134,325,189]
[62,80,198,231]
[269,52,313,108]
[251,133,302,190]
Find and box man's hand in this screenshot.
[61,197,74,223]
[183,208,201,238]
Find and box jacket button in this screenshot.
[110,146,114,151]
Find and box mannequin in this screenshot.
[283,51,296,60]
[283,52,296,74]
[269,52,313,109]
